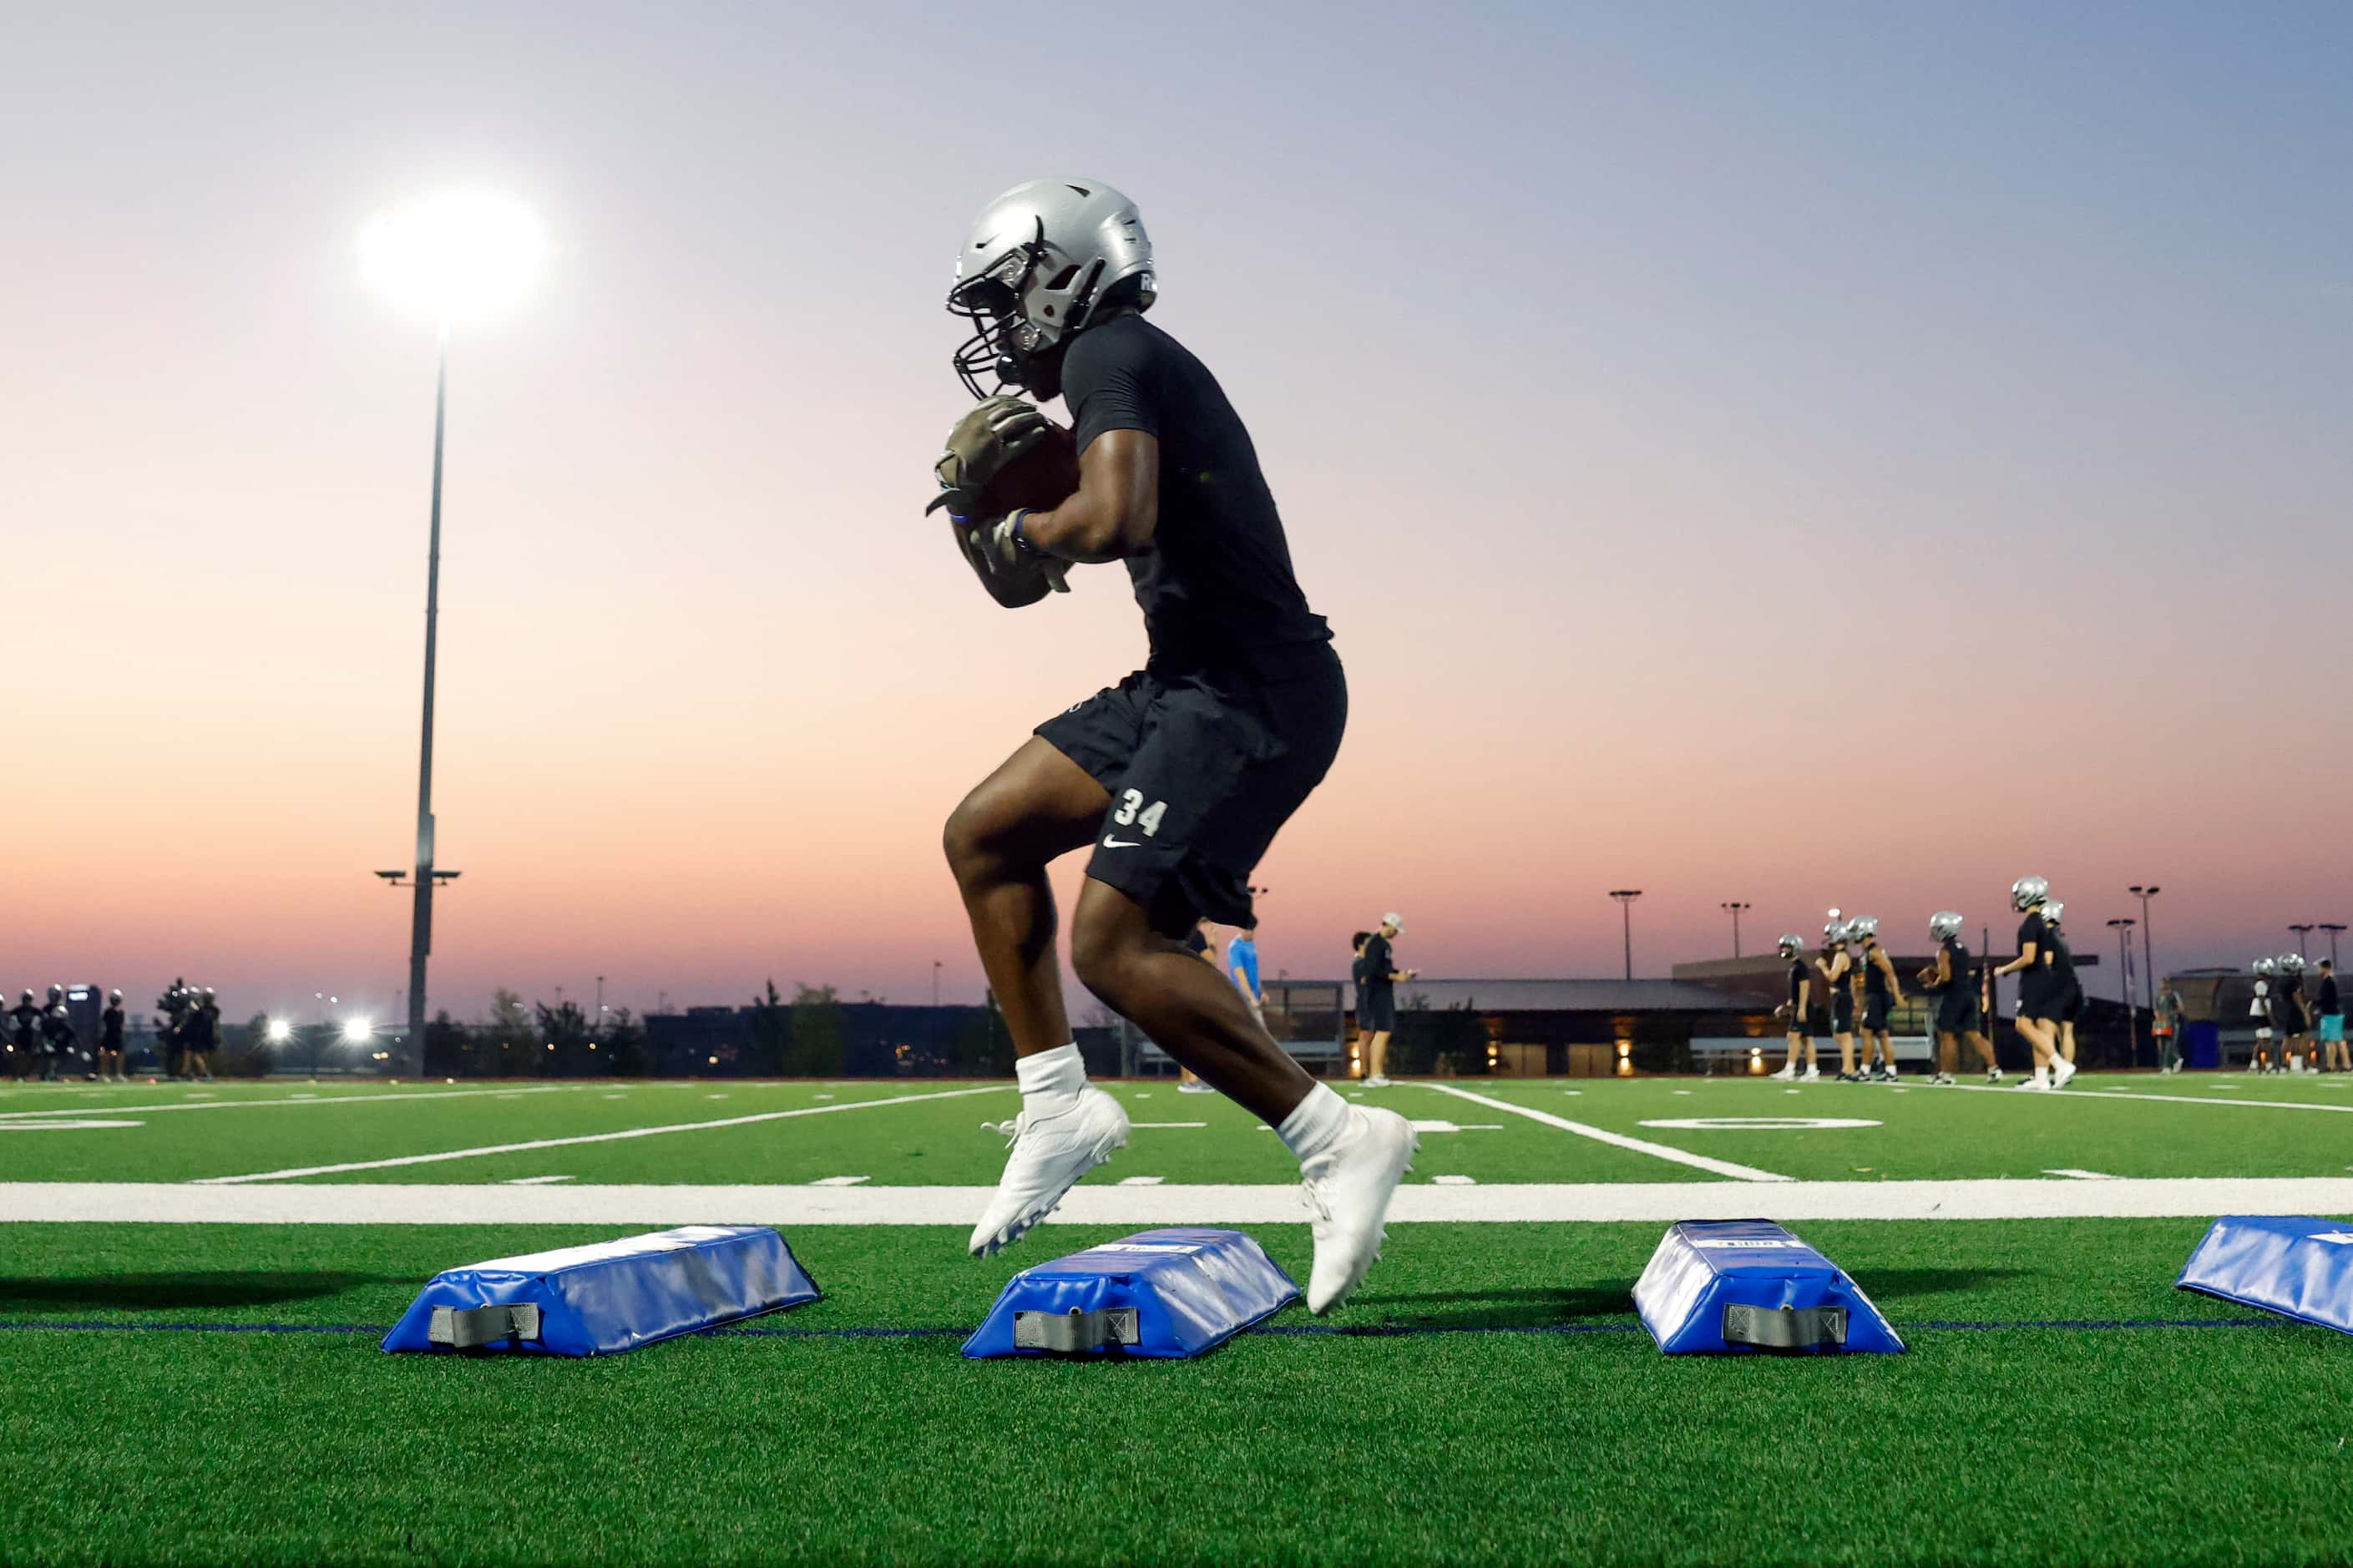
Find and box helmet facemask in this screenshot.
[946,219,1113,400]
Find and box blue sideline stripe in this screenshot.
[0,1315,2285,1338]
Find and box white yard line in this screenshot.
[501,1176,575,1186]
[2042,1168,2117,1181]
[190,1085,1011,1184]
[1944,1082,2353,1114]
[5,1176,2350,1225]
[1418,1083,1790,1183]
[0,1084,595,1120]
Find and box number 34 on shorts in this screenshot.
[1109,789,1168,839]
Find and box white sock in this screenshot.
[1276,1083,1352,1164]
[1015,1043,1085,1106]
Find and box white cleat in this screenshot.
[967,1087,1129,1258]
[2016,1075,2053,1091]
[1361,1074,1392,1089]
[1770,1064,1798,1082]
[1799,1065,1821,1083]
[1302,1105,1416,1314]
[2051,1057,2078,1090]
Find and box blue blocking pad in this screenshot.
[2177,1216,2353,1337]
[1633,1219,1905,1355]
[382,1225,820,1356]
[963,1228,1299,1359]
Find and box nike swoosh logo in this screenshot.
[1101,837,1141,850]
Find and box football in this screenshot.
[981,419,1080,516]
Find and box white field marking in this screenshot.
[1133,1093,1152,1099]
[0,1084,592,1121]
[0,1120,144,1131]
[811,1176,869,1186]
[1430,1174,1478,1186]
[1408,1120,1503,1134]
[1418,1083,1789,1183]
[1117,1176,1165,1186]
[706,1094,729,1100]
[11,1176,2353,1226]
[1639,1117,1880,1132]
[1943,1081,2353,1115]
[502,1175,575,1186]
[813,1094,833,1100]
[191,1085,1013,1184]
[2043,1169,2117,1181]
[1672,1090,1693,1096]
[1131,1121,1207,1129]
[602,1094,628,1100]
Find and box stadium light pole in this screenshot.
[1719,902,1750,959]
[1608,890,1642,980]
[2290,923,2315,960]
[2128,884,2160,1019]
[360,191,544,1075]
[2105,918,2138,1057]
[2320,923,2347,969]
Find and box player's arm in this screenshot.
[1017,431,1158,563]
[1797,977,1811,1014]
[1877,950,1905,1007]
[1993,941,2038,978]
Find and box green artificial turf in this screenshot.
[1,1222,2349,1565]
[3,1075,2350,1562]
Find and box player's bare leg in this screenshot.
[1365,1029,1392,1085]
[1966,1029,1998,1075]
[1071,878,1413,1310]
[945,737,1131,1257]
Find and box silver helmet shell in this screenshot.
[2043,901,2066,928]
[1823,919,1851,944]
[1776,934,1804,959]
[46,984,62,1003]
[2011,876,2049,912]
[1929,911,1964,943]
[947,180,1154,398]
[2280,953,2305,975]
[1849,916,1880,942]
[2254,957,2277,976]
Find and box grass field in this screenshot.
[4,1071,2351,1564]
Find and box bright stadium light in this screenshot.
[359,190,545,322]
[341,1017,373,1044]
[265,1019,294,1044]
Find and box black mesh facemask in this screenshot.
[946,231,1047,400]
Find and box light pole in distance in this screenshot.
[1608,890,1643,981]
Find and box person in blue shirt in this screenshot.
[1227,921,1264,1026]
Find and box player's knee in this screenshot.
[1069,908,1143,1008]
[941,788,1007,885]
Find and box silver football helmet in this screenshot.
[1849,916,1880,942]
[2043,901,2065,927]
[2011,876,2049,912]
[1776,934,1804,959]
[109,989,122,1003]
[1824,919,1851,944]
[46,984,61,1003]
[1929,911,1964,943]
[947,180,1155,398]
[2280,953,2305,975]
[2254,957,2277,976]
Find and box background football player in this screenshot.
[929,180,1411,1313]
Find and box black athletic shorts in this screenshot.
[1862,999,1890,1034]
[2018,976,2059,1023]
[1830,994,1855,1033]
[2057,985,2083,1024]
[1936,996,1981,1036]
[1037,645,1345,929]
[1359,987,1397,1034]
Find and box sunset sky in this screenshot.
[4,3,2348,1024]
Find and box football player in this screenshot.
[2043,901,2082,1084]
[1818,919,1859,1080]
[1849,918,1905,1081]
[1770,934,1819,1081]
[1919,912,1999,1085]
[932,180,1411,1313]
[1993,877,2071,1090]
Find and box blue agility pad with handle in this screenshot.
[1633,1219,1905,1355]
[963,1227,1298,1359]
[2176,1215,2353,1336]
[382,1225,820,1356]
